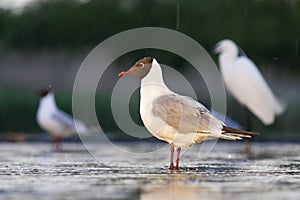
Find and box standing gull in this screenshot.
[213,39,285,125]
[36,86,94,150]
[119,57,258,170]
[213,39,285,152]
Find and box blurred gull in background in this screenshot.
[213,39,285,126]
[36,86,96,150]
[213,39,285,152]
[119,57,258,170]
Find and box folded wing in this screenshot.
[152,94,223,134]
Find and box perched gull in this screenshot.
[36,86,94,150]
[119,57,258,170]
[213,39,285,126]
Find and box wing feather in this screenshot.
[152,94,223,134]
[51,110,76,131]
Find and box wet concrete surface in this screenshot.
[0,141,299,200]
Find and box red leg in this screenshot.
[169,143,174,170]
[244,139,251,155]
[52,136,61,151]
[176,147,181,170]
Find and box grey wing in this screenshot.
[152,94,223,133]
[51,110,76,131]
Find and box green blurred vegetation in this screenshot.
[0,0,299,70]
[1,86,300,141]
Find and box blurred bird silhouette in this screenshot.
[213,39,285,153]
[36,86,97,150]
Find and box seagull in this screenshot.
[213,39,285,126]
[118,57,258,170]
[213,39,285,153]
[36,86,94,150]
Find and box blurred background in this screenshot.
[0,0,299,141]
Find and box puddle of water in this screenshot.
[0,141,299,200]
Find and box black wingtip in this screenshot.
[222,125,260,138]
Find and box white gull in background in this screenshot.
[213,39,285,126]
[36,86,95,150]
[119,57,258,170]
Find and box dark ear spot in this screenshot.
[36,89,49,97]
[36,85,52,97]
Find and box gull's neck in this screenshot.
[219,46,239,72]
[39,92,57,111]
[141,59,171,95]
[220,44,238,58]
[141,59,165,85]
[139,59,171,117]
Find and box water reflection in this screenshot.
[141,172,221,200]
[0,142,299,200]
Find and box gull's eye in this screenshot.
[138,63,144,68]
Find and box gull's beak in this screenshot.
[118,70,129,77]
[209,45,218,54]
[118,67,135,76]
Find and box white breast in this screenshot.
[37,93,74,137]
[139,59,206,148]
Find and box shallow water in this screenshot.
[0,141,299,200]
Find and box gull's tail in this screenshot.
[221,125,259,140]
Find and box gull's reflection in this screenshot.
[141,171,221,200]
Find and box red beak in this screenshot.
[118,70,130,77]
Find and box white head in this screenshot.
[36,85,57,110]
[213,39,239,57]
